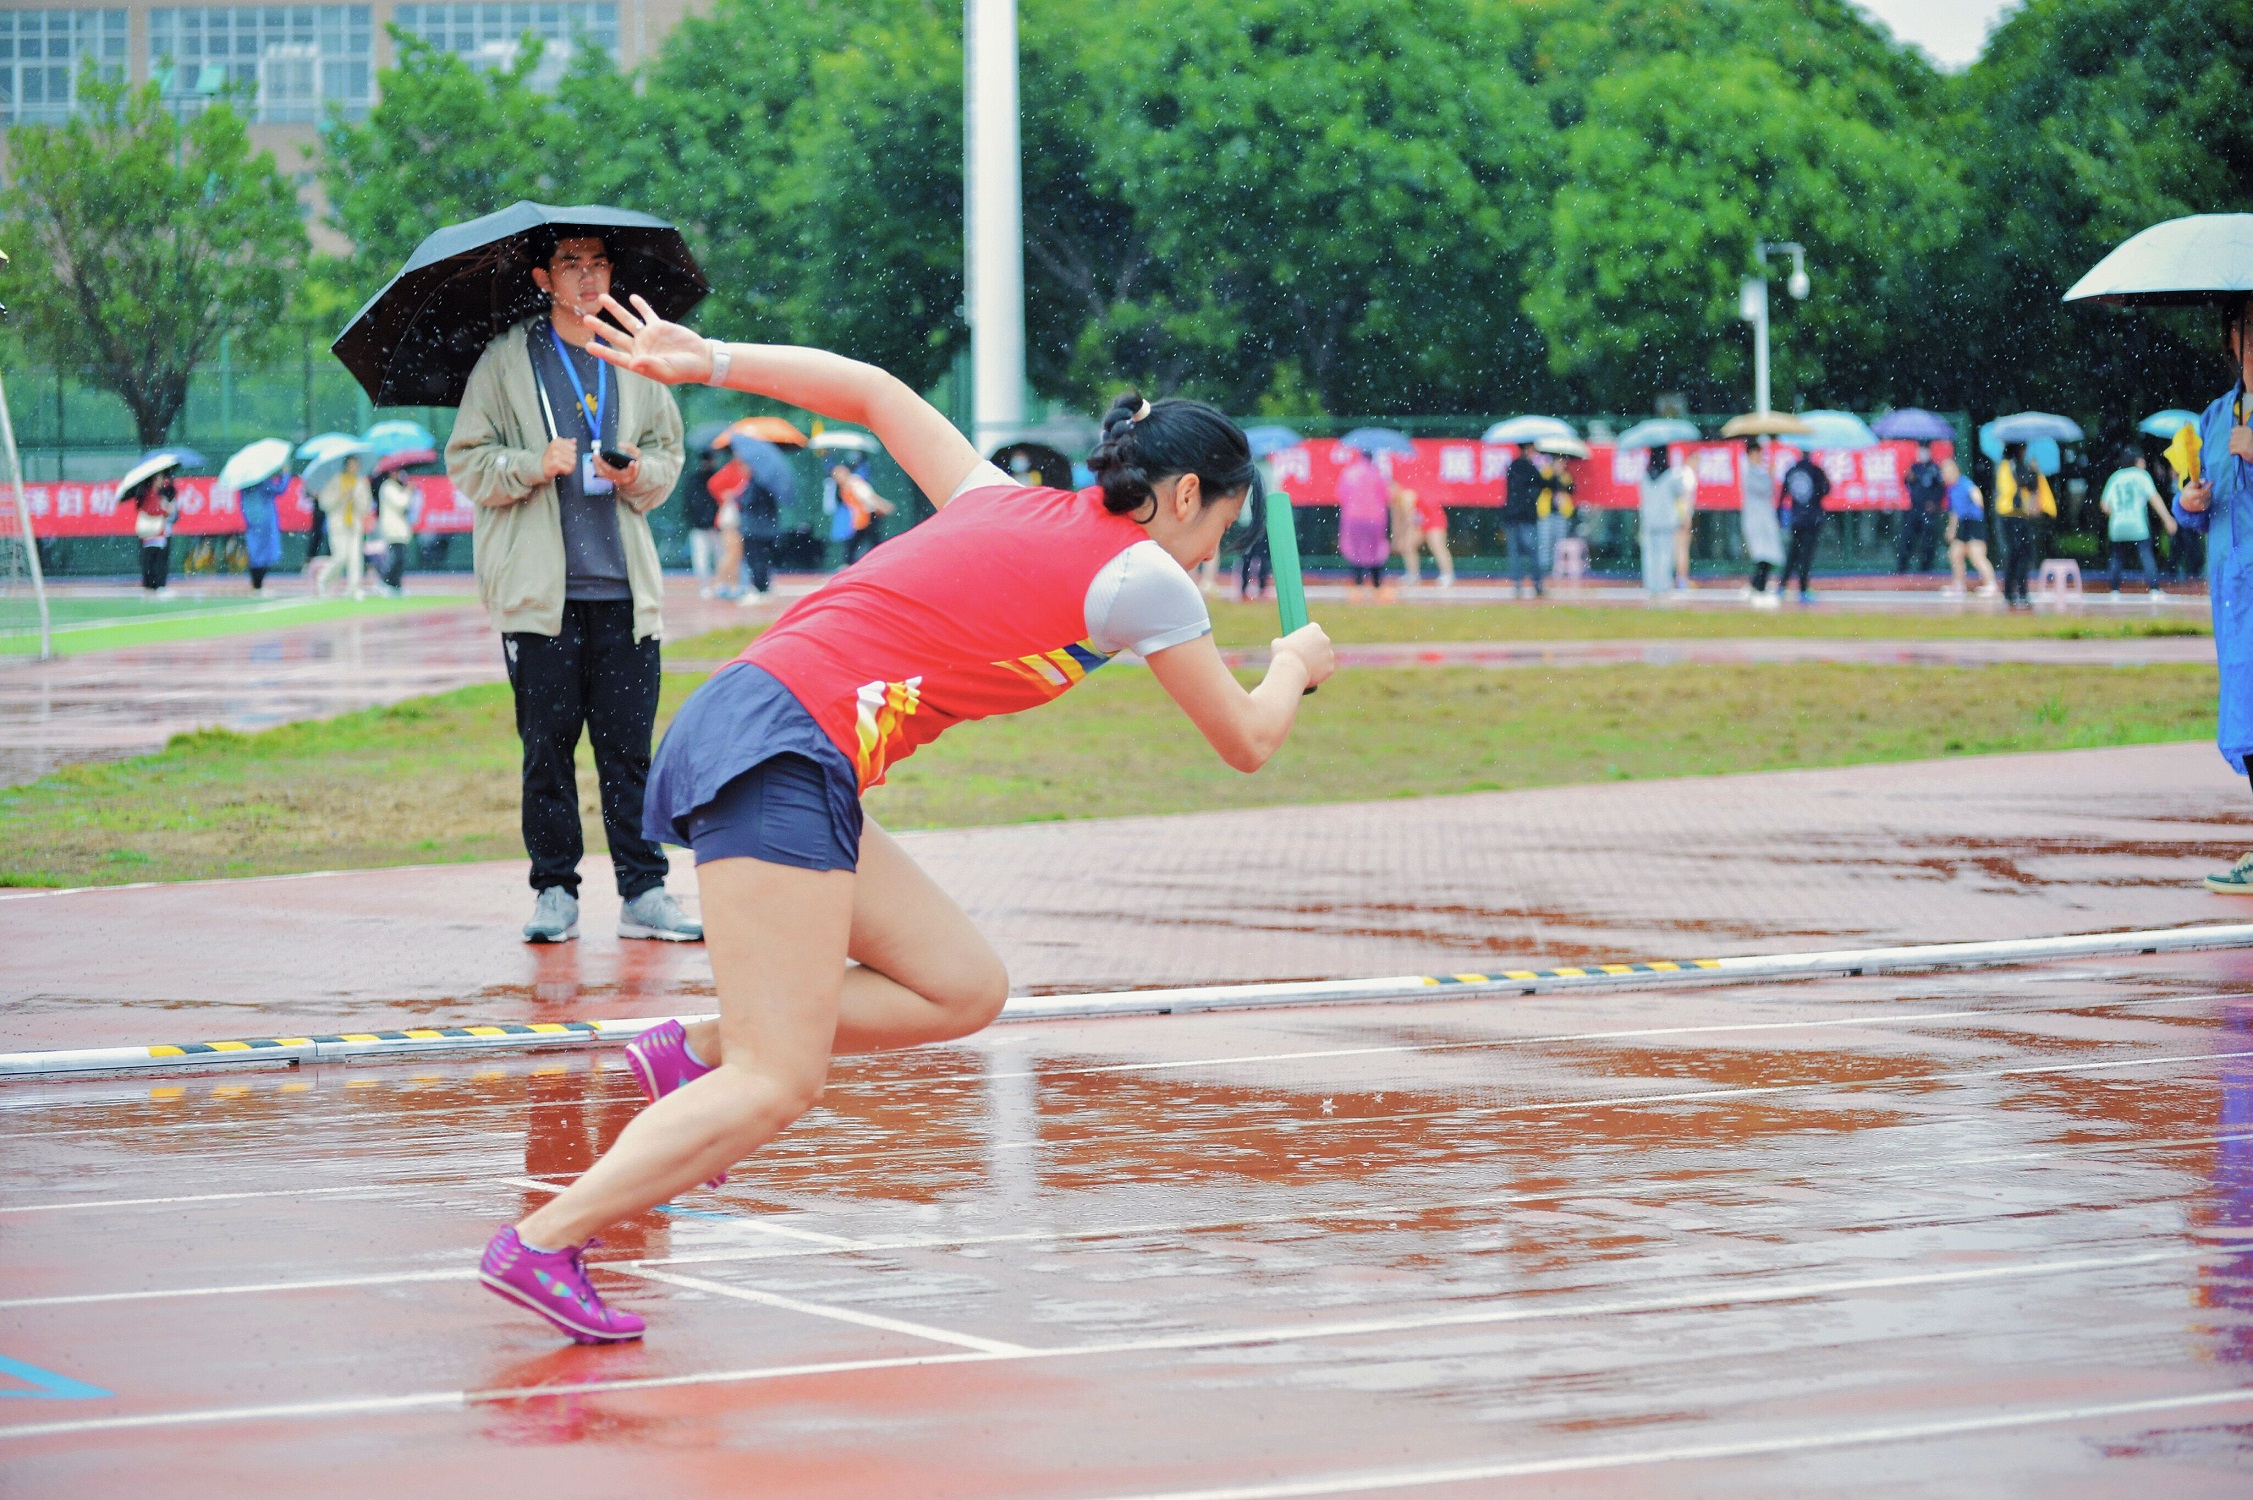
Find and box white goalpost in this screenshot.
[0,360,51,662]
[964,0,1027,452]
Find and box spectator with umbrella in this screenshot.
[1985,416,2077,609]
[302,435,374,598]
[1334,433,1401,600]
[366,421,435,595]
[339,203,702,944]
[1778,446,1832,604]
[736,434,798,595]
[1722,412,1806,605]
[217,439,292,592]
[1532,439,1583,579]
[1500,442,1546,599]
[1619,419,1699,601]
[118,450,186,596]
[1876,410,1957,576]
[2064,214,2253,891]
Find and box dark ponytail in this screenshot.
[1086,390,1256,518]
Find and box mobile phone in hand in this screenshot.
[599,448,633,469]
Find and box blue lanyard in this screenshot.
[547,327,607,442]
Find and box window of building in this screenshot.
[147,7,373,124]
[0,10,128,124]
[392,4,619,93]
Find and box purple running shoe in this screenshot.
[479,1227,645,1344]
[623,1019,729,1188]
[623,1018,716,1104]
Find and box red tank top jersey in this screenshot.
[737,483,1151,790]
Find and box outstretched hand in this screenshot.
[584,293,714,386]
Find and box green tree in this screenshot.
[766,6,965,387]
[315,34,599,312]
[0,72,306,446]
[1522,49,1966,412]
[1050,0,1551,415]
[1951,0,2253,429]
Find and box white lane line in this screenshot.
[0,1269,472,1310]
[0,1390,467,1442]
[10,1127,2248,1307]
[0,1244,2210,1441]
[1083,1387,2253,1499]
[0,1183,428,1215]
[614,1265,1032,1354]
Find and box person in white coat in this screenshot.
[1637,447,1693,600]
[1738,435,1786,608]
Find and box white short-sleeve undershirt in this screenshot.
[945,465,1213,659]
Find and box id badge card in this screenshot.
[580,448,615,495]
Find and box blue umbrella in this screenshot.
[729,434,797,500]
[1614,418,1701,449]
[1339,426,1416,458]
[1978,424,2062,476]
[1244,424,1305,459]
[297,431,360,461]
[1869,409,1954,443]
[2141,409,2201,439]
[143,445,207,472]
[2063,213,2253,307]
[363,419,437,457]
[1481,415,1578,446]
[1986,411,2083,446]
[298,434,375,497]
[1796,410,1880,450]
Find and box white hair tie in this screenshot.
[1132,400,1152,423]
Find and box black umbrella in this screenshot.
[331,201,710,408]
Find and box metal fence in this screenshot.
[9,362,1982,577]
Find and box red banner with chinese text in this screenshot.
[1263,437,1952,511]
[17,475,475,538]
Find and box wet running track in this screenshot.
[6,743,2253,1494]
[6,957,2253,1495]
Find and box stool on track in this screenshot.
[2036,558,2082,598]
[1551,537,1589,581]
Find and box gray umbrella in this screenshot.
[1986,411,2084,445]
[332,201,709,408]
[1870,408,1956,443]
[1614,418,1702,449]
[2063,213,2253,307]
[1339,426,1416,458]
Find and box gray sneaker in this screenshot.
[619,887,703,942]
[523,886,579,944]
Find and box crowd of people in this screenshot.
[1189,422,2191,610]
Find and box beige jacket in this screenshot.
[446,318,685,640]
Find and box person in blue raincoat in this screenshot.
[2172,293,2253,893]
[238,471,287,592]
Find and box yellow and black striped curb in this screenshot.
[5,923,2249,1079]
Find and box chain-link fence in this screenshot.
[15,362,1994,579]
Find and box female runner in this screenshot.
[477,293,1337,1341]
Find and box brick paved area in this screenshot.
[1,741,2240,1051]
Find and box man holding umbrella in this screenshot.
[445,227,700,944]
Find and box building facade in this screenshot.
[0,3,697,235]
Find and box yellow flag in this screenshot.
[2165,420,2202,488]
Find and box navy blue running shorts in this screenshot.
[644,663,864,872]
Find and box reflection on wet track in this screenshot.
[4,955,2253,1495]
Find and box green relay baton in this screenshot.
[1260,471,1316,693]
